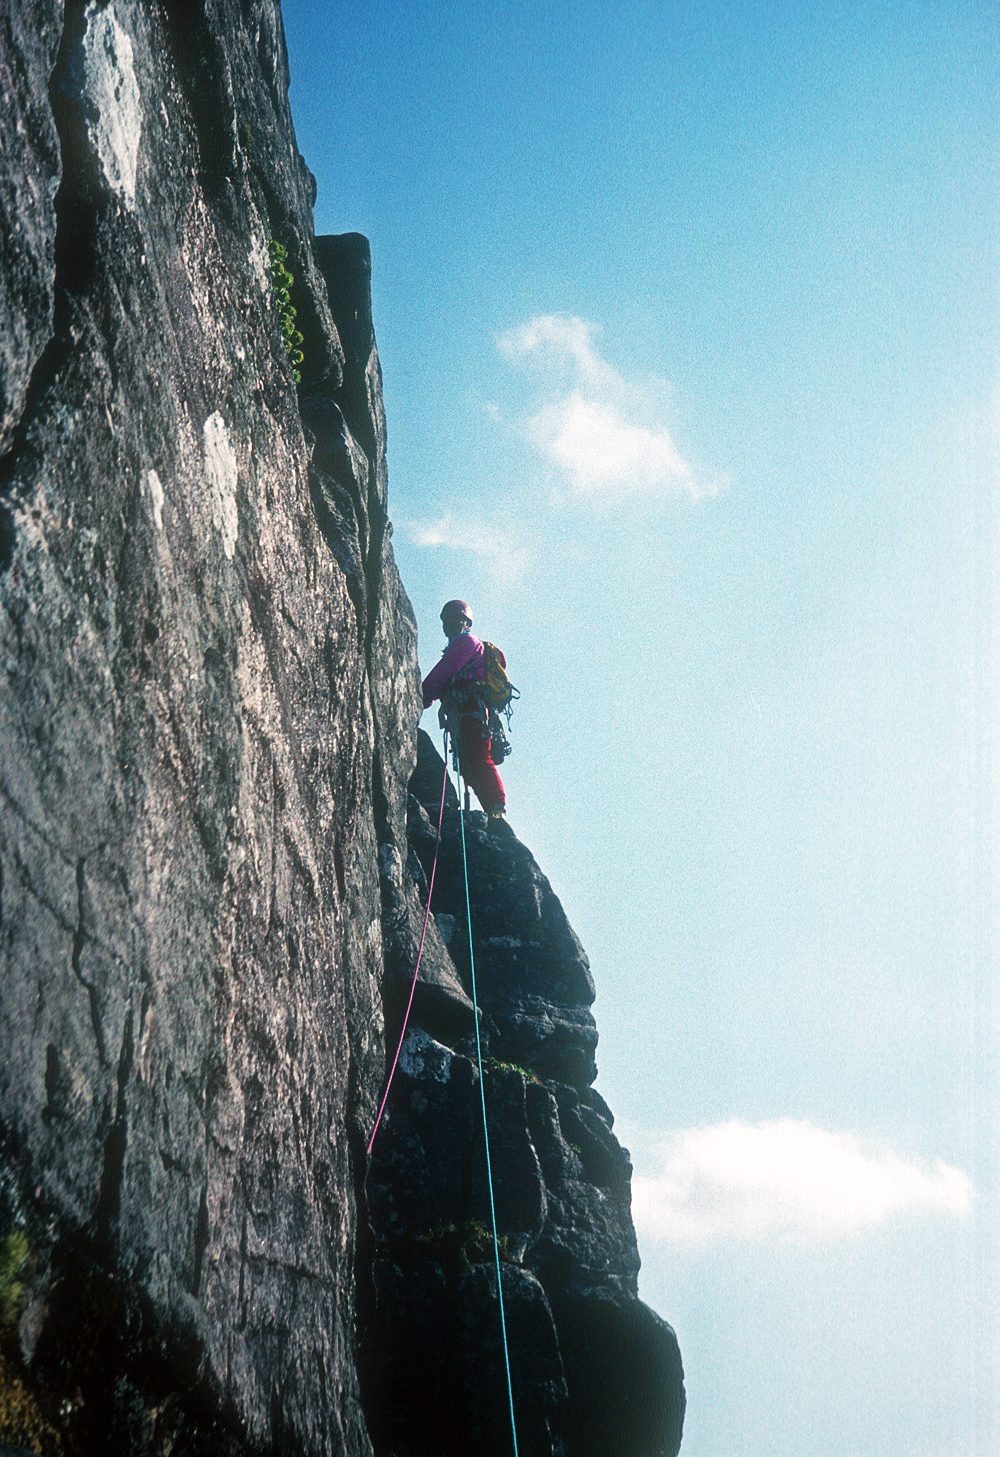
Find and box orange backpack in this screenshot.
[482,642,519,716]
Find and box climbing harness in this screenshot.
[366,741,449,1157]
[440,684,515,767]
[367,731,520,1455]
[457,756,520,1457]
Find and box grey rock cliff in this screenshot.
[0,3,683,1454]
[1,2,414,1450]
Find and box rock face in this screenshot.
[367,732,684,1457]
[0,3,683,1455]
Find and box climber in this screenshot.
[422,599,507,826]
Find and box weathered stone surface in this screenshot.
[370,1261,567,1457]
[1,4,682,1454]
[0,0,62,463]
[409,732,598,1083]
[0,2,409,1451]
[379,826,477,1041]
[366,733,685,1455]
[552,1288,687,1457]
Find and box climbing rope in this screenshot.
[457,763,520,1457]
[366,737,449,1156]
[367,732,520,1455]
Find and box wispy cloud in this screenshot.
[404,514,530,586]
[497,314,716,505]
[498,314,622,393]
[631,1119,973,1247]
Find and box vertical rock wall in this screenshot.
[0,2,417,1451]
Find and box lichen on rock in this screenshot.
[78,1,143,208]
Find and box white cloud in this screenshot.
[497,313,716,505]
[529,392,694,498]
[631,1119,973,1247]
[404,514,530,586]
[498,314,619,393]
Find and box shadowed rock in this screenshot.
[365,732,685,1456]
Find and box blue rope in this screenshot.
[457,760,520,1457]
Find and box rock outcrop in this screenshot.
[0,3,684,1454]
[367,732,684,1457]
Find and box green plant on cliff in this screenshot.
[422,1218,501,1268]
[268,240,305,384]
[381,1219,515,1276]
[0,1231,29,1331]
[238,120,257,169]
[0,1231,59,1452]
[483,1056,538,1082]
[0,1347,63,1455]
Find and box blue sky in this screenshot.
[282,2,998,1452]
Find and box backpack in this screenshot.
[482,642,519,718]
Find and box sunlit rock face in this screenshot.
[0,3,682,1455]
[0,2,415,1450]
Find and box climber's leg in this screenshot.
[457,714,505,813]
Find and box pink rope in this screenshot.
[366,740,450,1155]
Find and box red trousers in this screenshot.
[456,713,505,812]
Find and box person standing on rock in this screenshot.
[421,599,507,826]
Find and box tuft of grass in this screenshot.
[0,1231,29,1331]
[267,240,305,384]
[415,1218,506,1270]
[380,1219,515,1275]
[0,1348,62,1453]
[482,1056,536,1081]
[238,120,256,165]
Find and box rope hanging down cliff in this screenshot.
[366,744,449,1156]
[366,730,520,1457]
[456,744,521,1457]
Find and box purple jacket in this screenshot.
[422,631,485,708]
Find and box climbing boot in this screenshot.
[486,804,511,837]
